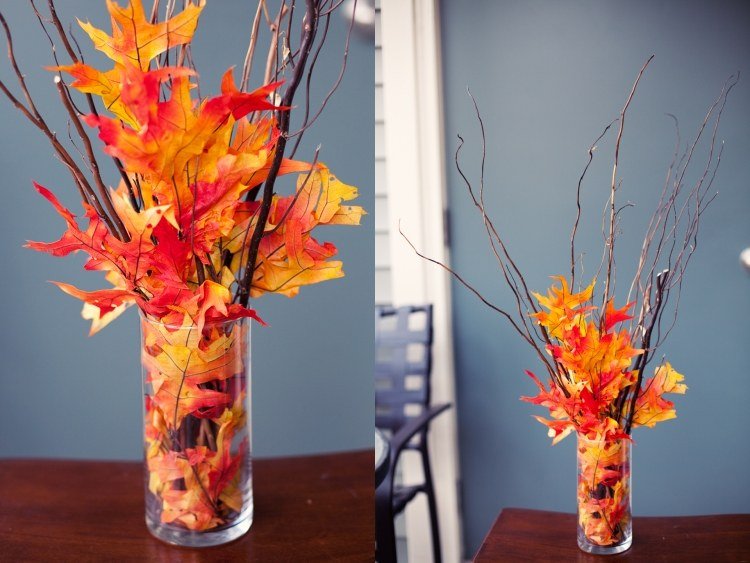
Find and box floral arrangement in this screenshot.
[525,276,686,446]
[527,277,685,545]
[2,0,362,534]
[405,57,735,549]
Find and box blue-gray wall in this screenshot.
[439,0,750,556]
[0,1,373,460]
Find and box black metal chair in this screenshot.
[375,305,451,563]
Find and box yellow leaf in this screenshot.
[79,0,205,70]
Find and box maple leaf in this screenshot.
[149,371,231,429]
[315,170,367,225]
[632,362,687,428]
[26,183,108,259]
[577,437,631,546]
[532,416,576,445]
[84,67,286,216]
[143,340,240,428]
[214,68,284,120]
[251,165,365,298]
[25,184,148,333]
[163,280,263,333]
[603,299,634,332]
[79,0,205,70]
[532,276,595,339]
[52,281,137,329]
[160,486,222,531]
[52,62,135,125]
[522,278,648,443]
[58,0,204,126]
[144,219,192,285]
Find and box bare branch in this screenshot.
[239,0,320,308]
[240,1,266,91]
[570,118,617,286]
[288,0,354,155]
[150,0,161,24]
[45,0,79,62]
[0,11,130,239]
[34,0,141,210]
[262,3,288,88]
[54,76,128,239]
[603,54,654,309]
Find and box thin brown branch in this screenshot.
[289,8,332,156]
[400,223,564,390]
[262,3,288,88]
[284,1,296,70]
[54,77,128,240]
[622,269,667,433]
[239,0,320,308]
[0,11,127,238]
[626,113,680,317]
[630,74,736,352]
[570,118,617,287]
[400,224,533,346]
[603,55,654,308]
[240,1,266,91]
[462,94,541,342]
[288,0,353,155]
[319,0,347,16]
[0,11,46,124]
[150,0,161,24]
[37,0,141,210]
[45,0,78,61]
[463,90,552,341]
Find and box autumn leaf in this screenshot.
[52,281,137,325]
[250,165,365,298]
[532,276,595,339]
[26,183,107,259]
[144,396,248,531]
[603,299,634,332]
[53,62,135,125]
[79,0,205,70]
[632,362,687,428]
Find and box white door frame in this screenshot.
[380,1,463,561]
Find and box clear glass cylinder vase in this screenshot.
[576,434,632,555]
[140,314,252,547]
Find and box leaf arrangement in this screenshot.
[1,0,362,533]
[523,277,687,445]
[403,59,734,547]
[405,58,734,445]
[7,0,364,334]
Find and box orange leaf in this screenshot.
[78,0,205,70]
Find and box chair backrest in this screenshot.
[375,305,434,434]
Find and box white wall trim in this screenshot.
[380,1,463,561]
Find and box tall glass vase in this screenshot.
[140,314,252,547]
[576,434,632,555]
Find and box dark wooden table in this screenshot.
[474,508,750,562]
[0,450,373,562]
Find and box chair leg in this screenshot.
[376,480,398,563]
[421,443,442,563]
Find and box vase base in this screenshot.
[146,506,253,547]
[577,532,632,555]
